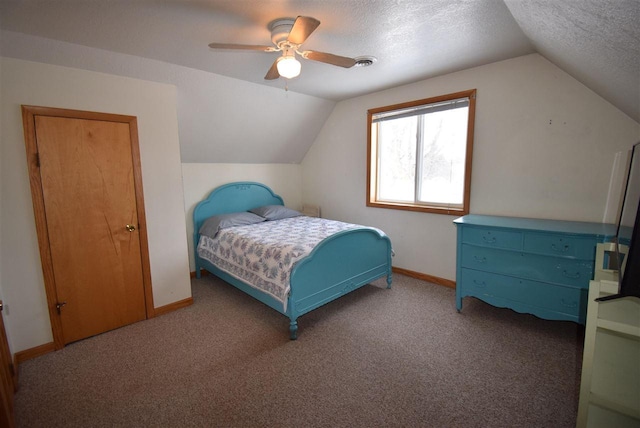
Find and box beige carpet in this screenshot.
[15,273,583,427]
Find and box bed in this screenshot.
[193,182,393,339]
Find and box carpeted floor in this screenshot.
[14,273,584,427]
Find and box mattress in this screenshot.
[197,216,379,308]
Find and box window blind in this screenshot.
[372,97,469,123]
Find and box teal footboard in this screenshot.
[288,228,392,338]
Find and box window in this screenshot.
[367,89,476,215]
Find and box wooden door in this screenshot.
[22,106,154,348]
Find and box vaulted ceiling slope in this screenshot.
[503,0,640,124]
[0,0,638,164]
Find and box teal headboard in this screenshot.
[193,182,284,272]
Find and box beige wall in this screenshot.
[0,57,191,353]
[302,53,640,282]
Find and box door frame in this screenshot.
[0,301,15,428]
[21,105,155,350]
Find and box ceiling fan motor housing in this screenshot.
[270,18,295,45]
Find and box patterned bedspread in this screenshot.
[197,216,383,310]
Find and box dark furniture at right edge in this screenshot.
[454,215,616,324]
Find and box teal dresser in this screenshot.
[453,215,616,324]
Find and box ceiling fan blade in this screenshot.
[265,58,280,80]
[287,16,320,45]
[208,43,275,52]
[302,51,356,68]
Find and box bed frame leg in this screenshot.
[386,272,393,289]
[289,320,298,340]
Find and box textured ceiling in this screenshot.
[0,0,534,100]
[0,0,637,122]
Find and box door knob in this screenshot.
[56,301,67,314]
[125,224,136,232]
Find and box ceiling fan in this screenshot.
[208,16,357,80]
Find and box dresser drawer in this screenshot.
[460,269,586,318]
[523,233,598,260]
[461,227,522,250]
[460,268,524,302]
[461,244,593,288]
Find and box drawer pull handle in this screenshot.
[472,280,487,288]
[551,244,570,252]
[561,299,577,308]
[482,236,496,244]
[562,270,581,279]
[473,256,487,263]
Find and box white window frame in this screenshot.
[367,89,477,215]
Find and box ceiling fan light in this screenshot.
[277,56,301,79]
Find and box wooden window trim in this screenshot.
[366,89,477,216]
